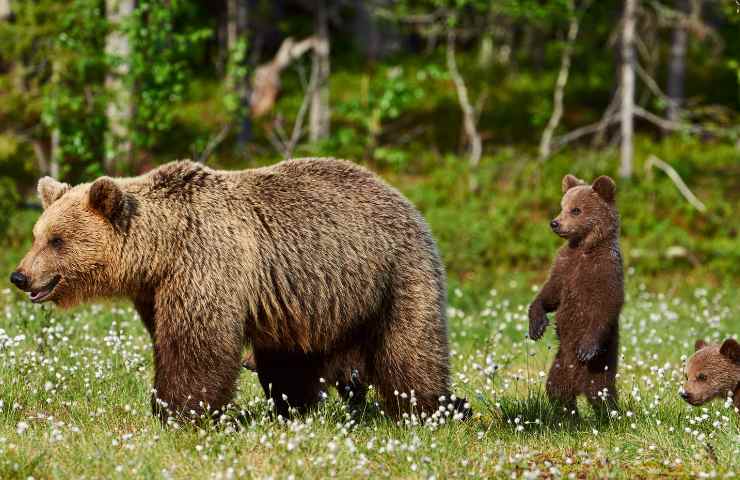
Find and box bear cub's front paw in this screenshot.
[528,304,549,340]
[576,341,603,363]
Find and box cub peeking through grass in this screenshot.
[528,174,623,417]
[682,339,740,414]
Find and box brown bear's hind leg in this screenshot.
[254,349,324,418]
[584,345,619,417]
[545,350,579,417]
[369,289,466,419]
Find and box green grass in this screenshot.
[0,273,737,478]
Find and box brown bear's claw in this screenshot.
[576,344,601,363]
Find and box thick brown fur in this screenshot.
[528,174,624,416]
[682,339,740,414]
[13,159,468,421]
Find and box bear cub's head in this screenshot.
[551,174,618,248]
[10,176,134,308]
[681,338,740,407]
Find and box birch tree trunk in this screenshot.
[539,1,579,160]
[227,0,252,145]
[620,0,636,179]
[105,0,135,175]
[0,0,10,20]
[667,0,688,124]
[309,0,330,142]
[446,26,482,191]
[49,59,61,178]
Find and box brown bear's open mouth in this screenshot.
[29,275,61,303]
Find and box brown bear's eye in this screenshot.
[570,207,581,216]
[697,373,707,382]
[49,236,64,249]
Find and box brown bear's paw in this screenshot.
[528,304,549,340]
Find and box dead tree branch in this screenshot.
[633,105,703,134]
[267,61,321,159]
[592,87,621,147]
[250,36,324,118]
[196,124,232,164]
[552,114,620,151]
[645,154,706,212]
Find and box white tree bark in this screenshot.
[620,0,636,179]
[539,1,579,160]
[50,129,60,179]
[105,0,135,174]
[49,59,61,178]
[309,0,330,142]
[446,27,482,179]
[0,0,11,21]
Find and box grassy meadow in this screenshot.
[0,156,738,478]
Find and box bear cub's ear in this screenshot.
[719,338,740,363]
[694,339,707,351]
[38,177,71,210]
[561,174,583,193]
[89,177,124,222]
[592,176,616,204]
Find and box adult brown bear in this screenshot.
[11,158,469,420]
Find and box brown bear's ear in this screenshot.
[89,177,124,223]
[561,174,582,193]
[694,339,707,351]
[38,177,71,210]
[592,176,616,204]
[719,338,740,363]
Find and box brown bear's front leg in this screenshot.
[150,307,244,422]
[528,277,561,341]
[151,343,243,422]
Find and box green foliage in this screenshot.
[124,0,211,150]
[41,0,107,176]
[223,38,249,119]
[0,177,20,236]
[331,65,435,168]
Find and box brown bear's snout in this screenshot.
[550,219,560,232]
[10,271,29,290]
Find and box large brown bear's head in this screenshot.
[550,174,618,248]
[681,339,740,407]
[10,177,134,308]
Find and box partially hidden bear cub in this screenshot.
[682,339,740,414]
[11,158,469,421]
[528,174,624,416]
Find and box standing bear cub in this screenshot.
[11,158,469,420]
[528,174,623,416]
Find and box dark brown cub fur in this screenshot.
[528,174,624,416]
